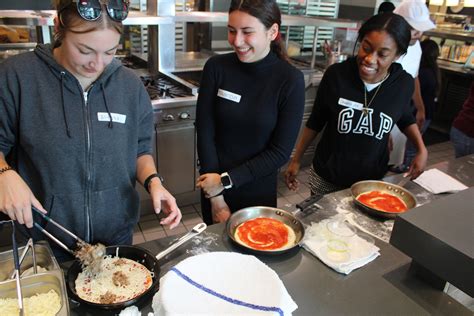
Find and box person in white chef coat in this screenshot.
[389,0,435,172]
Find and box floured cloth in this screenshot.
[302,219,380,275]
[152,252,297,315]
[414,168,468,194]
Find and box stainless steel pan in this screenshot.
[351,180,417,219]
[226,206,305,255]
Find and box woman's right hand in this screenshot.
[0,170,46,228]
[210,195,231,224]
[284,160,301,191]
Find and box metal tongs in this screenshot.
[31,206,86,255]
[10,238,37,279]
[0,220,24,316]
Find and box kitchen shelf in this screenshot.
[0,10,173,26]
[425,29,474,43]
[0,42,37,50]
[174,11,358,29]
[1,10,357,28]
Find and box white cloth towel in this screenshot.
[414,168,468,194]
[118,305,153,316]
[301,219,380,275]
[152,252,298,315]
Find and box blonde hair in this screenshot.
[53,0,123,48]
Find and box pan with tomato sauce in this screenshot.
[226,206,305,255]
[234,217,297,251]
[356,191,408,213]
[351,180,417,219]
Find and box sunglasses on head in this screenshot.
[68,0,129,22]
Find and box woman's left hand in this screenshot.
[407,148,428,180]
[196,173,224,198]
[149,180,182,229]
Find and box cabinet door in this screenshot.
[156,123,196,195]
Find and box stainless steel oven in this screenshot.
[137,73,200,214]
[155,105,196,196]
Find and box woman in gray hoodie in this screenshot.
[0,0,181,259]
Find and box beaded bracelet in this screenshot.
[0,165,13,175]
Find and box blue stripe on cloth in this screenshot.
[171,267,284,316]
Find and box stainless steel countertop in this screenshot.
[67,155,474,315]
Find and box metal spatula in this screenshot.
[396,174,410,187]
[155,222,207,260]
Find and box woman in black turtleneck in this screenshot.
[195,0,305,225]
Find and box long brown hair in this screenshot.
[229,0,288,61]
[53,0,123,48]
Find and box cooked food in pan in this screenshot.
[75,256,153,304]
[0,289,60,316]
[356,190,408,213]
[75,242,106,276]
[234,217,296,251]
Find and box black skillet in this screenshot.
[66,245,160,310]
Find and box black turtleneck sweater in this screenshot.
[196,51,304,217]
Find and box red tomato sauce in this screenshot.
[236,217,289,250]
[357,191,408,213]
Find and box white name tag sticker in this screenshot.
[338,97,363,111]
[97,112,127,124]
[217,89,241,103]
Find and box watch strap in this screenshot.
[220,172,233,189]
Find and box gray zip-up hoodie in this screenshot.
[0,44,153,247]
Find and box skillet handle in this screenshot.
[296,194,323,213]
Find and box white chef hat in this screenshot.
[394,0,436,32]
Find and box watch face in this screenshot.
[221,175,231,187]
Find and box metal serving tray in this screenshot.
[0,270,69,316]
[0,241,60,282]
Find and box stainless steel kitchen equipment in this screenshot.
[136,71,200,211]
[351,180,417,219]
[155,222,207,260]
[0,230,69,316]
[226,206,305,255]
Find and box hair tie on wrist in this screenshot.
[0,165,13,175]
[209,192,223,199]
[144,173,164,193]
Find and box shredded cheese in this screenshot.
[76,256,153,304]
[0,289,61,316]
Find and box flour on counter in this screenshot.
[334,196,393,243]
[185,232,219,256]
[334,196,353,215]
[415,191,432,205]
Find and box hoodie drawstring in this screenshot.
[60,71,72,138]
[100,83,113,129]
